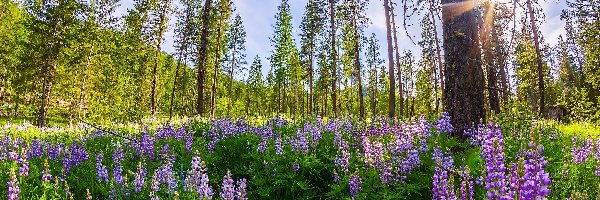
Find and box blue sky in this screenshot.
[116,0,567,78]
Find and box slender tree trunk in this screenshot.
[352,0,365,119]
[196,0,212,116]
[430,0,444,113]
[441,0,485,137]
[383,0,396,118]
[78,44,94,118]
[151,1,169,117]
[308,52,314,115]
[483,2,500,114]
[390,6,403,117]
[38,24,60,127]
[228,50,236,115]
[211,25,222,118]
[169,57,184,120]
[329,0,338,118]
[526,0,545,116]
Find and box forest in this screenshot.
[0,0,599,199]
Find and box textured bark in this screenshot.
[196,0,212,116]
[441,0,485,137]
[308,52,314,115]
[329,0,338,117]
[390,6,403,117]
[383,0,396,118]
[169,58,183,120]
[526,0,545,116]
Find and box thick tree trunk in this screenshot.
[482,2,500,114]
[526,0,545,116]
[196,0,212,116]
[390,6,403,117]
[441,0,485,137]
[329,0,338,118]
[383,0,396,118]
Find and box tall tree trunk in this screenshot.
[430,0,444,113]
[151,1,169,117]
[308,52,314,115]
[211,23,222,118]
[482,2,500,114]
[383,0,396,118]
[78,44,94,118]
[441,0,485,137]
[329,0,338,118]
[196,0,212,116]
[390,6,403,117]
[228,50,236,115]
[169,57,184,120]
[352,0,365,119]
[526,0,545,116]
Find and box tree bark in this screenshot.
[383,0,396,118]
[329,0,338,118]
[351,0,365,119]
[526,0,545,116]
[196,0,212,116]
[169,58,183,120]
[151,0,169,117]
[441,0,485,137]
[78,44,94,118]
[228,47,236,115]
[308,52,314,115]
[390,5,403,117]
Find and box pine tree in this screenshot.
[247,55,264,116]
[224,14,246,115]
[269,0,295,115]
[299,0,324,115]
[196,0,213,116]
[366,33,383,117]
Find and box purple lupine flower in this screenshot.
[47,143,64,161]
[237,178,247,200]
[185,133,193,153]
[292,162,300,172]
[96,153,109,183]
[274,137,283,155]
[518,143,551,200]
[174,127,185,141]
[480,125,510,199]
[334,142,350,173]
[63,141,89,174]
[134,162,147,193]
[257,137,267,153]
[198,164,213,199]
[333,171,340,183]
[436,112,454,133]
[151,169,160,193]
[7,170,19,200]
[459,167,474,200]
[141,131,155,159]
[18,152,29,177]
[28,139,44,158]
[379,161,394,185]
[571,137,593,164]
[114,165,124,187]
[349,173,362,198]
[185,156,203,193]
[41,159,53,183]
[113,146,125,164]
[296,130,309,154]
[220,170,236,200]
[432,148,455,200]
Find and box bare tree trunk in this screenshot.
[308,51,314,115]
[430,0,444,113]
[151,0,169,117]
[38,54,57,127]
[383,0,396,118]
[526,0,545,116]
[169,58,183,120]
[329,0,338,118]
[78,44,94,118]
[196,0,212,116]
[441,0,485,137]
[390,6,403,117]
[228,50,236,115]
[482,2,500,114]
[211,25,222,118]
